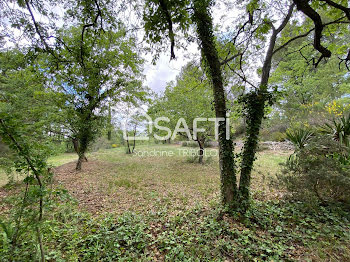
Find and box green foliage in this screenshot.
[238,89,276,208]
[280,135,350,205]
[143,0,191,61]
[270,29,350,127]
[0,190,149,261]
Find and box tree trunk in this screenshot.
[76,154,84,171]
[132,126,136,153]
[72,137,79,154]
[193,0,237,208]
[73,137,88,171]
[238,4,295,211]
[126,137,131,154]
[75,128,90,171]
[107,104,112,140]
[197,139,205,164]
[238,93,265,208]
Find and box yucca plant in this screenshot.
[286,128,314,150]
[321,113,350,147]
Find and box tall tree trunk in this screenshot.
[73,137,88,171]
[238,92,265,208]
[131,125,136,153]
[126,131,131,154]
[193,0,237,208]
[72,137,79,154]
[75,123,91,171]
[238,4,295,211]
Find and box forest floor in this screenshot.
[1,145,350,261]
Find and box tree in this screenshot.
[49,25,145,170]
[1,0,147,170]
[149,62,216,163]
[269,40,350,126]
[291,0,350,68]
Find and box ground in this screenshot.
[1,145,350,261]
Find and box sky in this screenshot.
[144,54,186,94]
[143,43,200,94]
[142,2,239,94]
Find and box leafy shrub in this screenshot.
[280,136,350,206]
[271,131,286,142]
[186,154,199,163]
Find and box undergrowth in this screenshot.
[1,189,350,261]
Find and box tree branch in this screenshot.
[319,0,350,20]
[293,0,332,60]
[158,0,176,59]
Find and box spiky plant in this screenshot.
[286,128,314,150]
[322,113,350,147]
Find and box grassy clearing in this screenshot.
[50,145,287,215]
[98,145,288,211]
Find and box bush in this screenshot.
[279,135,350,206]
[271,132,286,142]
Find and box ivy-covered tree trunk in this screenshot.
[76,112,93,171]
[238,91,265,208]
[76,132,89,171]
[193,0,237,207]
[238,4,294,211]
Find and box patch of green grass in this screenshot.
[71,145,290,216]
[0,170,8,187]
[47,153,78,167]
[114,178,138,189]
[0,153,78,187]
